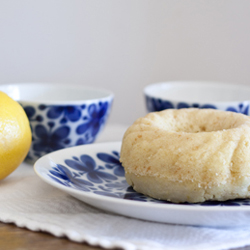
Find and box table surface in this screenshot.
[0,222,101,250]
[0,221,249,250]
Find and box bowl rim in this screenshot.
[144,81,250,103]
[0,82,114,105]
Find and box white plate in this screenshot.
[34,141,250,227]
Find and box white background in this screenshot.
[0,0,250,126]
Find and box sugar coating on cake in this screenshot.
[120,108,250,203]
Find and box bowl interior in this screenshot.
[144,82,250,103]
[0,83,113,104]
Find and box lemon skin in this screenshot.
[0,91,32,180]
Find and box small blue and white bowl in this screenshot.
[144,81,250,115]
[0,83,114,163]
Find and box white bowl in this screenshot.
[0,83,114,163]
[144,81,250,115]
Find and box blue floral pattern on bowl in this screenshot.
[145,96,250,115]
[22,99,113,163]
[47,148,250,206]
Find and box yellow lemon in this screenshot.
[0,91,31,180]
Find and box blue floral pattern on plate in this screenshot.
[46,146,250,206]
[22,99,112,162]
[145,96,250,115]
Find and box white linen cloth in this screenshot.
[1,123,250,250]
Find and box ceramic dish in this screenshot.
[0,83,114,163]
[34,142,250,227]
[144,81,250,114]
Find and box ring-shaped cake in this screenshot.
[120,108,250,203]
